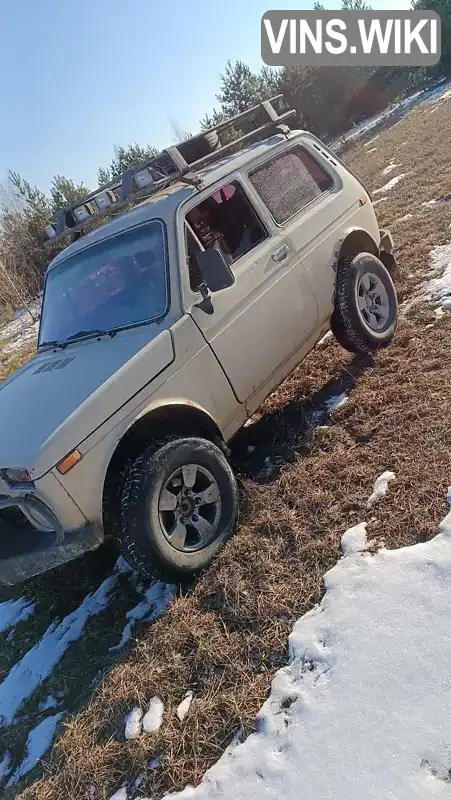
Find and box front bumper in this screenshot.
[0,494,103,585]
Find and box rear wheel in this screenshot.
[332,252,398,355]
[118,436,239,580]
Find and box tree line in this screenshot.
[0,0,448,310]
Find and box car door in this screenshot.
[184,177,318,405]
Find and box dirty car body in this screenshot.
[0,98,399,585]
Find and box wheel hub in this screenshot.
[179,495,195,517]
[357,272,390,331]
[158,463,222,552]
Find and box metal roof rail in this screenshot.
[43,95,295,248]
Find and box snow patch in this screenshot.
[367,471,396,509]
[177,692,193,723]
[422,191,451,210]
[426,243,451,310]
[0,751,11,781]
[0,597,35,633]
[38,695,60,712]
[6,713,62,786]
[373,173,407,195]
[326,392,348,412]
[109,787,128,800]
[109,581,174,651]
[0,575,116,725]
[1,320,39,355]
[381,161,402,176]
[143,696,164,734]
[341,522,368,556]
[166,504,451,800]
[124,707,143,741]
[114,556,135,575]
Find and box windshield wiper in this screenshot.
[39,340,65,349]
[65,329,117,341]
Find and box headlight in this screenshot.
[2,468,33,484]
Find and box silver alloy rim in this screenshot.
[356,273,390,331]
[158,464,222,552]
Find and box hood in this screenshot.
[0,324,174,478]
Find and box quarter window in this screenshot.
[249,146,334,225]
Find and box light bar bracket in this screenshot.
[44,96,296,248]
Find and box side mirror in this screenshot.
[195,248,235,293]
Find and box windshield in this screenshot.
[38,221,169,346]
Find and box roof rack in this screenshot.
[43,95,296,248]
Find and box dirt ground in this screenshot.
[2,90,451,800]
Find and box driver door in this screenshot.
[184,179,318,404]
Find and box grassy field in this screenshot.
[2,89,451,800]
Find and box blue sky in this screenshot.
[0,0,412,193]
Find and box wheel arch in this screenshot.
[336,228,379,267]
[102,401,224,533]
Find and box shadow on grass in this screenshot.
[230,352,373,483]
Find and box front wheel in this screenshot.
[333,252,398,355]
[119,437,239,581]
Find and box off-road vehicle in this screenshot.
[0,96,399,585]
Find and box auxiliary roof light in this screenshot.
[134,167,155,190]
[72,204,92,223]
[45,224,57,239]
[94,190,116,211]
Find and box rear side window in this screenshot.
[249,146,334,225]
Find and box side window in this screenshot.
[186,181,268,270]
[249,146,334,225]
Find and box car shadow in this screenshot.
[230,352,373,484]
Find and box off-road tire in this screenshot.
[118,436,239,581]
[333,252,398,355]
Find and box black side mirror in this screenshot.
[195,248,235,293]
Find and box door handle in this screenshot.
[271,244,290,263]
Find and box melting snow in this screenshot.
[177,692,193,723]
[0,575,116,725]
[38,695,60,712]
[373,174,406,195]
[382,161,402,176]
[0,597,35,633]
[109,581,174,651]
[0,751,11,781]
[426,243,451,310]
[166,502,451,800]
[6,713,62,786]
[124,707,143,741]
[341,522,368,556]
[326,392,348,412]
[367,471,396,509]
[143,697,164,734]
[1,320,39,356]
[422,191,451,210]
[109,787,128,800]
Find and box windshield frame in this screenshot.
[37,219,170,350]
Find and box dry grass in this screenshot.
[9,94,451,800]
